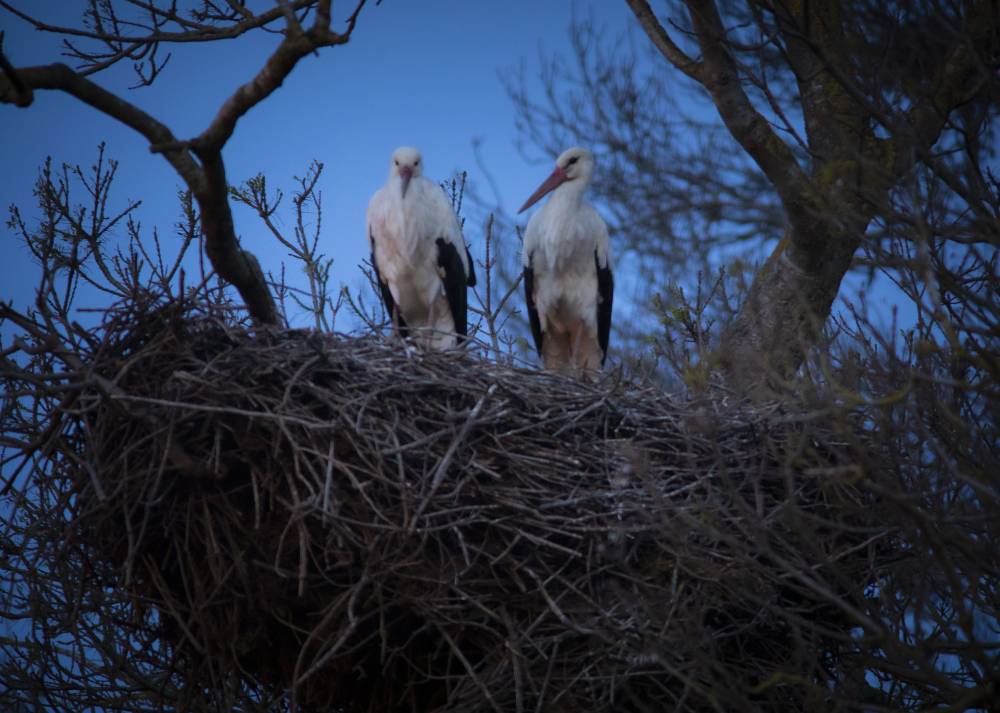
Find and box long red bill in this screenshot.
[400,166,413,197]
[518,166,568,214]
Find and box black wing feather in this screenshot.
[436,238,470,338]
[523,253,544,357]
[595,249,613,365]
[465,244,477,287]
[370,232,408,336]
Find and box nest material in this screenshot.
[71,301,877,712]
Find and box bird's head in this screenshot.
[390,146,423,197]
[518,146,594,214]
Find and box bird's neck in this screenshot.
[542,180,587,223]
[552,179,586,207]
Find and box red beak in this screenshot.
[518,166,568,214]
[399,166,413,197]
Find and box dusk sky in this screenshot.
[0,1,912,344]
[1,1,646,330]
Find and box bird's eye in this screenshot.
[415,160,419,165]
[394,160,399,165]
[566,156,580,167]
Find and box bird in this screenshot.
[366,147,476,350]
[518,146,613,375]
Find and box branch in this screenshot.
[623,0,702,80]
[0,39,31,106]
[0,1,370,326]
[197,32,312,152]
[0,62,203,190]
[627,0,820,230]
[197,0,366,153]
[0,62,283,323]
[773,0,996,185]
[683,0,818,222]
[771,2,865,158]
[0,0,316,47]
[893,4,995,175]
[182,0,365,326]
[194,150,279,325]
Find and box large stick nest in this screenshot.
[65,299,880,712]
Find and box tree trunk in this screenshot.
[625,0,992,395]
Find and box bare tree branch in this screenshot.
[628,0,818,232]
[0,0,370,326]
[622,0,702,79]
[625,0,998,394]
[195,7,364,153]
[1,62,202,186]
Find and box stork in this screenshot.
[366,147,476,350]
[519,147,613,375]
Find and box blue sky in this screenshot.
[0,0,921,348]
[0,1,639,328]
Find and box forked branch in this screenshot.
[0,0,369,326]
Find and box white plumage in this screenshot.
[519,147,613,374]
[366,147,476,349]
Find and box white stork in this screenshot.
[366,147,476,350]
[519,147,613,374]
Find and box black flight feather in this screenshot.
[465,244,477,287]
[523,253,544,356]
[595,249,613,365]
[436,237,470,338]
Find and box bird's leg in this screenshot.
[542,329,570,372]
[391,308,402,341]
[571,320,603,378]
[392,307,418,357]
[426,300,437,350]
[570,319,585,375]
[400,314,418,358]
